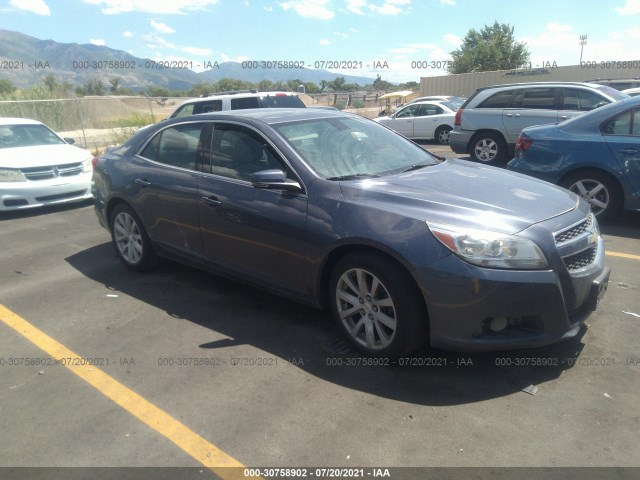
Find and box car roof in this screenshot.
[475,81,609,92]
[173,107,351,125]
[177,90,300,106]
[0,117,43,126]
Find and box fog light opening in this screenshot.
[487,316,508,332]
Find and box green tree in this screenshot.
[0,79,16,95]
[147,86,170,97]
[373,75,392,91]
[448,21,530,74]
[189,83,214,97]
[43,74,58,92]
[109,77,121,95]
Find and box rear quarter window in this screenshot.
[478,91,514,108]
[231,97,260,109]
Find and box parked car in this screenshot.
[508,95,640,221]
[169,90,306,119]
[374,100,457,144]
[407,95,465,107]
[93,108,609,356]
[449,82,629,163]
[622,87,640,97]
[0,118,94,211]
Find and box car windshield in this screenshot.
[273,115,438,179]
[0,124,66,149]
[261,95,305,108]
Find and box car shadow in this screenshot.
[600,210,640,238]
[66,242,589,406]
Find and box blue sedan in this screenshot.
[508,95,640,221]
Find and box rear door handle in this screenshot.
[134,178,151,187]
[505,114,521,117]
[620,148,638,155]
[201,195,222,207]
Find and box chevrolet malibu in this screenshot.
[92,109,610,356]
[0,118,94,211]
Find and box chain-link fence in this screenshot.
[0,96,194,153]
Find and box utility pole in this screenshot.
[579,34,588,63]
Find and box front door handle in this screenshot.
[201,195,222,207]
[620,148,638,155]
[134,178,151,187]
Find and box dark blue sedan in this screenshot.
[92,109,609,356]
[509,96,640,221]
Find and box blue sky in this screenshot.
[1,0,640,82]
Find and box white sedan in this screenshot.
[0,118,95,211]
[374,100,457,144]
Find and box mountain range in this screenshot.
[0,29,378,91]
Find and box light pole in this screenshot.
[579,34,588,63]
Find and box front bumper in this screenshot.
[417,239,609,352]
[0,172,93,211]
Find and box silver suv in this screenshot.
[449,82,628,163]
[170,90,306,118]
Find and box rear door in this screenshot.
[601,108,640,192]
[128,122,211,258]
[502,87,559,143]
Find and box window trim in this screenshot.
[600,107,639,137]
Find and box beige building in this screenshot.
[419,63,640,97]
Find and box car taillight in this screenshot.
[454,108,463,126]
[515,135,533,152]
[91,157,100,168]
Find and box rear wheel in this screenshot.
[470,132,506,163]
[329,253,427,358]
[435,125,452,145]
[110,204,159,271]
[562,171,622,221]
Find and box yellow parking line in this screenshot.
[0,304,248,479]
[606,251,640,261]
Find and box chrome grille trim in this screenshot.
[21,162,83,181]
[553,213,600,274]
[554,213,593,245]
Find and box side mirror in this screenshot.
[252,169,303,193]
[63,137,75,144]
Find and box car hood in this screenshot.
[339,159,579,234]
[0,144,93,168]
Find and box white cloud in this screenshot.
[279,0,334,19]
[140,33,175,49]
[320,39,330,45]
[82,0,220,15]
[123,30,134,37]
[388,42,437,54]
[615,0,640,14]
[220,52,250,63]
[90,38,106,45]
[346,0,366,14]
[443,33,462,47]
[368,0,411,16]
[264,5,273,11]
[9,0,50,15]
[180,46,213,56]
[150,20,175,33]
[440,0,455,5]
[333,31,349,38]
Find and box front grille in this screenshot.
[563,246,597,271]
[21,163,83,181]
[555,213,593,244]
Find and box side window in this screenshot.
[193,100,222,114]
[171,104,194,118]
[396,105,419,118]
[601,111,632,135]
[207,126,288,181]
[564,89,609,111]
[518,88,556,109]
[231,97,260,110]
[634,110,640,135]
[139,123,208,170]
[417,104,441,116]
[478,91,514,108]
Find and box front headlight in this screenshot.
[82,158,93,173]
[428,222,548,270]
[0,168,26,183]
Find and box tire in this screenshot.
[110,203,159,271]
[435,125,452,145]
[562,171,622,222]
[470,132,506,163]
[329,253,427,358]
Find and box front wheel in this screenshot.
[110,204,159,271]
[562,171,622,221]
[329,253,427,357]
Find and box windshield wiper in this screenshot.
[327,173,380,181]
[401,163,436,173]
